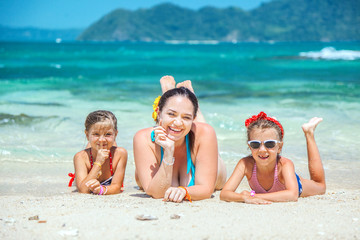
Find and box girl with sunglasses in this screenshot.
[220,111,326,204]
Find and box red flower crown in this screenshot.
[245,111,284,138]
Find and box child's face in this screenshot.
[248,127,283,164]
[158,95,194,142]
[86,121,117,150]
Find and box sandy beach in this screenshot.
[1,161,359,240]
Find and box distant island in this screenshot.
[1,0,358,42]
[0,26,83,42]
[78,0,359,42]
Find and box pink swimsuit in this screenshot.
[248,162,286,193]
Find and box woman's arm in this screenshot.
[254,159,299,202]
[184,123,218,200]
[133,128,174,198]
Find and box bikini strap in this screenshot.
[89,148,113,176]
[90,148,94,167]
[274,162,279,182]
[186,134,192,174]
[253,162,257,174]
[109,151,113,176]
[151,130,156,142]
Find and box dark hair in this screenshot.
[157,87,198,119]
[247,119,283,141]
[85,110,117,132]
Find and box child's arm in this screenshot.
[220,158,271,204]
[104,147,127,194]
[74,151,102,193]
[253,159,299,202]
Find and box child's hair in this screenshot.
[157,87,198,119]
[85,110,117,132]
[245,112,284,141]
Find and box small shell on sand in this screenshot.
[170,214,181,219]
[136,214,158,221]
[28,215,39,220]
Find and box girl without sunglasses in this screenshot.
[69,110,127,195]
[220,111,326,204]
[133,76,227,202]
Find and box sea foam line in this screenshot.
[300,47,360,60]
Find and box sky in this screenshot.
[0,0,272,29]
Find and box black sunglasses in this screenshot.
[248,140,281,149]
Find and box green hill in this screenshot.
[78,0,360,42]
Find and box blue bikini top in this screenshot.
[151,130,195,187]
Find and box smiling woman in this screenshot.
[133,76,226,202]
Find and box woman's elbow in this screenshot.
[219,190,227,201]
[146,190,163,199]
[144,187,164,199]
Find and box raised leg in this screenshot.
[300,117,326,197]
[160,75,176,94]
[176,80,206,123]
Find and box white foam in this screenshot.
[299,47,360,60]
[50,63,62,69]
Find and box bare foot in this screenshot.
[302,117,323,134]
[160,75,176,93]
[176,80,195,93]
[177,80,206,123]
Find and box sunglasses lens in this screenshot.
[264,140,276,148]
[249,141,261,149]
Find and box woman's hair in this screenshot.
[247,119,283,141]
[85,110,117,132]
[157,87,198,119]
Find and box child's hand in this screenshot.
[96,146,110,165]
[163,187,186,203]
[85,179,101,194]
[241,190,272,205]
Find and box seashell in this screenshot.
[136,214,158,221]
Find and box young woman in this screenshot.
[133,76,226,202]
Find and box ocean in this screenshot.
[0,41,359,190]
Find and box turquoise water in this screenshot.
[0,41,359,167]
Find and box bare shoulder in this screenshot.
[192,122,216,136]
[113,146,128,157]
[134,127,153,142]
[279,156,295,167]
[73,149,87,162]
[237,156,254,173]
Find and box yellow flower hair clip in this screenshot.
[152,96,161,121]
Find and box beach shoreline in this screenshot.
[1,161,360,239]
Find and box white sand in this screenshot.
[1,161,360,239]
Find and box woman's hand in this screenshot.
[241,190,272,205]
[153,123,175,153]
[163,187,186,203]
[85,179,101,194]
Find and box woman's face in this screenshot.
[158,95,195,141]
